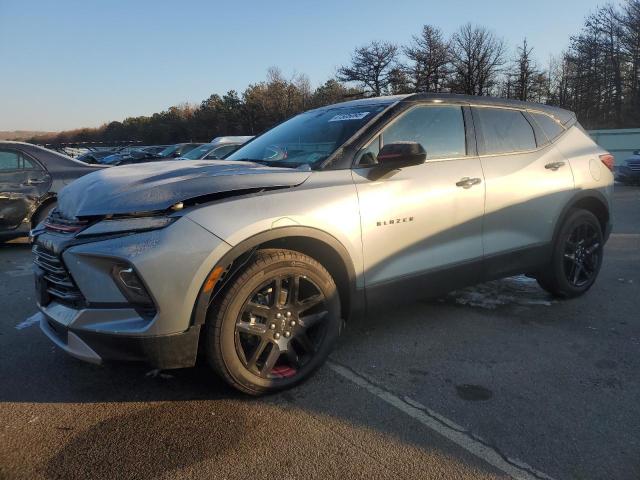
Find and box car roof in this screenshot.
[312,93,575,125]
[0,141,95,169]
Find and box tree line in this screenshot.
[30,0,640,146]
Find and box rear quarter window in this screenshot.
[474,108,536,155]
[530,112,565,141]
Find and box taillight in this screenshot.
[599,153,615,172]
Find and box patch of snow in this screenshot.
[15,313,42,330]
[447,275,553,310]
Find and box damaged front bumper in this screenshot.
[33,215,231,369]
[38,310,202,368]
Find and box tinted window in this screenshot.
[355,135,381,166]
[383,106,466,159]
[531,112,565,141]
[475,108,536,154]
[0,150,36,170]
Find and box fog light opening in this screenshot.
[112,264,154,306]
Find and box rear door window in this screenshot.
[0,149,37,170]
[474,108,537,155]
[530,112,565,141]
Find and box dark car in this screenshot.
[0,142,104,240]
[141,145,169,156]
[102,144,202,166]
[101,148,157,166]
[616,151,640,185]
[76,149,121,165]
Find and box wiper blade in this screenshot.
[232,158,305,169]
[232,158,269,164]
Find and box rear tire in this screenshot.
[204,249,341,395]
[536,209,603,298]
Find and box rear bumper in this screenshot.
[39,310,201,369]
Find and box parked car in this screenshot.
[140,145,169,156]
[177,136,253,161]
[153,143,203,160]
[101,148,158,166]
[0,142,104,240]
[32,94,614,395]
[615,151,640,185]
[76,149,122,165]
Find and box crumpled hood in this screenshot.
[56,160,311,218]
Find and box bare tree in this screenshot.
[337,41,399,96]
[404,25,451,92]
[594,4,626,126]
[513,38,538,101]
[387,67,413,94]
[559,5,627,128]
[449,24,506,95]
[622,0,640,124]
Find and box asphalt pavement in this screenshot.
[1,186,638,480]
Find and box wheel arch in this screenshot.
[30,194,57,228]
[552,189,611,246]
[192,226,363,329]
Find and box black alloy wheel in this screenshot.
[205,249,341,395]
[562,222,601,288]
[536,209,604,298]
[235,274,329,379]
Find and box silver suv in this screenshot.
[32,94,614,395]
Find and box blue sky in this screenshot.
[0,0,614,131]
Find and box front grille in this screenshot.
[627,160,640,171]
[33,245,84,306]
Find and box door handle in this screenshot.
[23,179,46,186]
[456,177,482,189]
[545,161,566,171]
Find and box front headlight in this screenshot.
[76,216,176,238]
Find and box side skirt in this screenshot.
[363,243,551,312]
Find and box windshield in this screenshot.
[226,104,386,167]
[158,145,180,157]
[182,144,215,160]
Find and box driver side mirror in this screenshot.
[377,142,426,169]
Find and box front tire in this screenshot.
[205,249,341,395]
[537,209,604,298]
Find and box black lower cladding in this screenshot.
[61,322,202,369]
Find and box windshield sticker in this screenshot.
[328,112,370,122]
